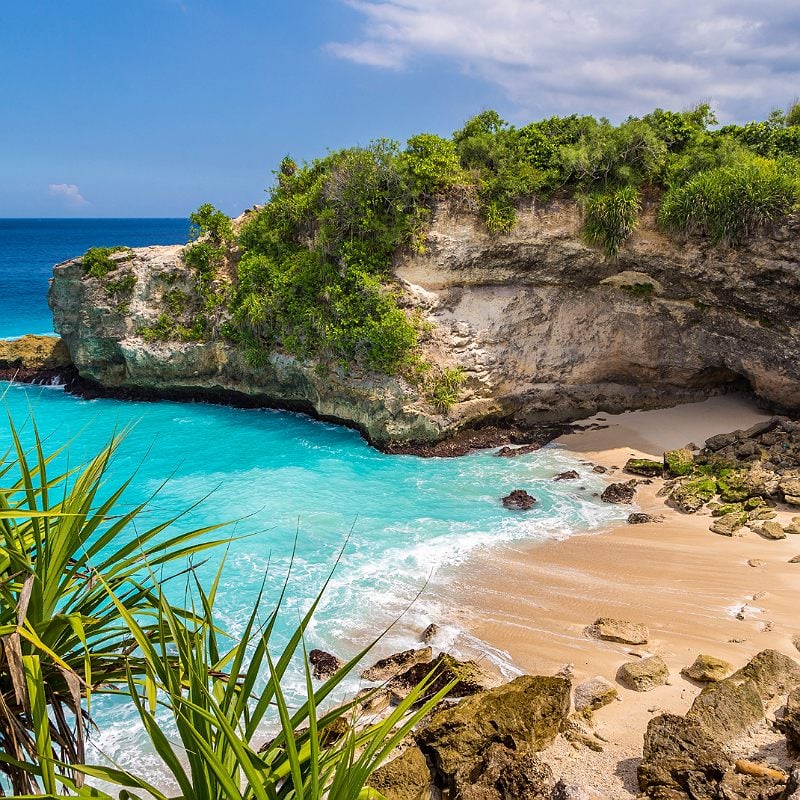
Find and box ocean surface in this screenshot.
[0,220,626,783]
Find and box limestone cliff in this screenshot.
[48,201,800,445]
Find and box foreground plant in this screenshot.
[0,414,452,798]
[0,414,229,794]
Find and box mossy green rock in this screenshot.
[664,448,694,477]
[681,654,733,683]
[710,503,744,518]
[624,458,663,477]
[366,746,432,800]
[710,510,748,536]
[415,675,570,788]
[744,496,765,511]
[670,477,717,513]
[717,469,751,502]
[730,648,800,702]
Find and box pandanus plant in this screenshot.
[0,411,450,798]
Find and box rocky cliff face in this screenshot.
[49,201,800,445]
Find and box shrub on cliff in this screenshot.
[659,155,800,244]
[81,245,130,278]
[581,186,642,258]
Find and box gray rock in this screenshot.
[586,617,649,645]
[457,743,553,800]
[574,676,618,711]
[730,648,800,703]
[617,655,669,691]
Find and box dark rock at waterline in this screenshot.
[553,469,580,481]
[420,623,440,643]
[415,675,570,797]
[592,464,608,474]
[360,647,433,682]
[502,489,537,510]
[495,442,542,458]
[387,653,492,704]
[627,512,659,524]
[600,480,637,504]
[309,649,344,680]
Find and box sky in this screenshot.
[1,0,798,218]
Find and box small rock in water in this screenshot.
[495,443,541,458]
[420,623,439,643]
[502,489,537,510]
[553,469,580,481]
[309,649,344,680]
[592,465,607,474]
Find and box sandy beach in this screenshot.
[441,394,800,797]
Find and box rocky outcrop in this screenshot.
[617,655,669,692]
[308,649,343,680]
[681,654,734,683]
[415,675,570,797]
[501,489,537,510]
[49,203,800,447]
[0,334,74,383]
[360,648,433,682]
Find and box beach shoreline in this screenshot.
[437,394,800,796]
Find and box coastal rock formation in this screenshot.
[360,647,432,682]
[600,481,638,504]
[415,675,570,797]
[777,687,800,751]
[0,334,73,383]
[48,204,800,447]
[366,746,433,800]
[574,676,618,711]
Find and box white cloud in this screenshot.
[48,183,89,208]
[328,0,800,123]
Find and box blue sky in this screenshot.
[2,0,798,217]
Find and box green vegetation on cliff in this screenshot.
[119,103,800,386]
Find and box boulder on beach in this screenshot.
[627,512,659,524]
[586,617,649,645]
[360,647,432,682]
[624,458,663,477]
[574,676,618,711]
[777,687,800,751]
[600,480,637,504]
[638,713,732,800]
[416,675,570,796]
[664,447,694,477]
[729,648,800,703]
[756,520,787,539]
[458,743,554,800]
[710,510,748,536]
[387,652,492,704]
[501,489,537,510]
[681,654,734,683]
[366,745,433,800]
[309,648,344,680]
[686,676,765,741]
[617,655,669,692]
[669,476,717,513]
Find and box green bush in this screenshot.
[429,366,465,412]
[81,246,130,278]
[787,100,800,128]
[105,272,136,297]
[582,186,641,257]
[659,155,800,244]
[400,132,467,194]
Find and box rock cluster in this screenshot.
[501,489,537,510]
[638,649,800,800]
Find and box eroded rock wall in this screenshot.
[49,202,800,445]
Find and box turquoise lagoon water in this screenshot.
[0,220,626,780]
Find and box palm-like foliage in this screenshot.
[0,415,230,794]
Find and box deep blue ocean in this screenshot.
[0,219,624,783]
